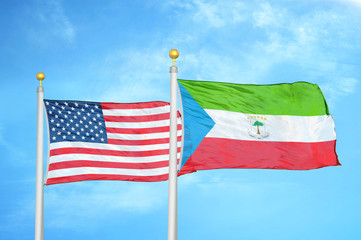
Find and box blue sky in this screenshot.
[1,0,361,239]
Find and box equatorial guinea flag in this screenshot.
[44,99,182,185]
[177,79,340,174]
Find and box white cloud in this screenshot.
[253,2,287,28]
[45,181,168,229]
[0,124,26,162]
[179,171,299,202]
[167,0,247,28]
[192,0,246,27]
[320,77,359,106]
[0,196,34,233]
[90,47,172,103]
[338,0,361,7]
[40,0,75,42]
[28,0,75,44]
[338,78,358,93]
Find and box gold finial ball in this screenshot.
[36,72,45,81]
[169,49,179,60]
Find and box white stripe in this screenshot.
[50,141,182,152]
[107,130,182,140]
[206,109,336,142]
[102,105,170,116]
[47,166,170,178]
[105,118,181,129]
[49,153,181,164]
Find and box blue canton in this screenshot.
[44,99,108,144]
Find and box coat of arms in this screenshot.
[247,116,269,139]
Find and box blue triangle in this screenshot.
[178,82,215,169]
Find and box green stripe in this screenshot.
[178,79,329,116]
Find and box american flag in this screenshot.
[44,99,182,185]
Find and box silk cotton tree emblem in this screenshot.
[248,116,269,140]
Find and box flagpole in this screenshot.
[168,49,179,240]
[35,72,45,240]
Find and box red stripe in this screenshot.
[104,113,170,122]
[48,160,170,171]
[107,136,182,145]
[46,174,170,185]
[101,102,169,110]
[106,124,182,134]
[179,138,340,173]
[50,147,181,157]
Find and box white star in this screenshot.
[75,103,79,107]
[61,106,65,110]
[52,136,56,140]
[62,135,66,139]
[85,125,88,128]
[49,110,52,114]
[55,115,58,118]
[50,119,55,123]
[57,132,61,135]
[98,122,102,126]
[66,123,70,127]
[71,127,75,131]
[52,106,55,110]
[101,138,104,142]
[89,121,92,125]
[91,109,94,113]
[45,101,49,105]
[70,119,73,123]
[56,123,60,127]
[72,135,76,139]
[60,119,64,123]
[52,128,55,131]
[95,133,99,137]
[92,117,96,121]
[67,111,71,114]
[71,107,75,111]
[91,137,95,141]
[76,132,80,135]
[81,136,85,140]
[80,120,83,124]
[81,128,84,131]
[85,104,88,107]
[100,130,103,133]
[83,116,87,120]
[87,113,91,116]
[77,111,81,115]
[64,102,68,106]
[81,108,85,112]
[62,127,65,131]
[94,126,98,129]
[86,132,89,136]
[75,123,79,127]
[74,115,77,119]
[90,129,94,133]
[95,105,99,109]
[55,102,59,106]
[97,114,100,117]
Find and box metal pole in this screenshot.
[168,50,179,240]
[35,73,45,240]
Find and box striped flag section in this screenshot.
[44,100,182,185]
[177,79,340,174]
